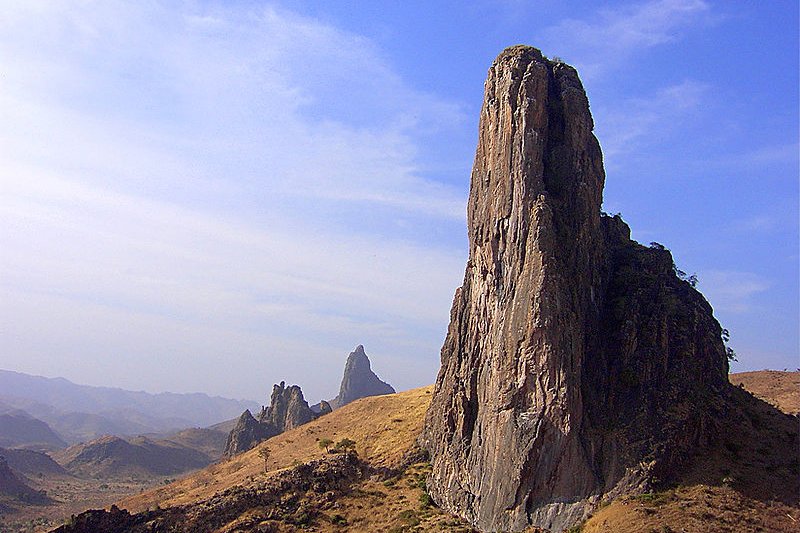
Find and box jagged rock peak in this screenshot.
[420,45,730,532]
[331,345,395,409]
[224,383,317,457]
[260,381,316,432]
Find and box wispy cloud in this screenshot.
[0,1,468,400]
[543,0,711,79]
[699,270,770,313]
[594,80,708,162]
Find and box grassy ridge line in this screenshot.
[120,386,433,513]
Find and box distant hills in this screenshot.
[52,435,217,479]
[0,409,67,450]
[0,369,258,443]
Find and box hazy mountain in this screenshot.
[162,428,229,460]
[0,446,69,477]
[52,435,213,479]
[0,370,258,443]
[0,455,50,507]
[0,409,67,450]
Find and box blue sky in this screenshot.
[0,0,797,403]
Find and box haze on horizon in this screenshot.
[1,1,797,403]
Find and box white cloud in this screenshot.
[0,1,468,400]
[543,0,710,79]
[699,270,770,314]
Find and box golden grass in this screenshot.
[120,386,433,513]
[582,484,798,533]
[731,370,800,416]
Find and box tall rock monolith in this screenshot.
[420,45,730,532]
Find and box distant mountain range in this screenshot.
[0,369,258,444]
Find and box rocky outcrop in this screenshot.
[330,345,395,409]
[420,45,731,532]
[224,382,319,457]
[223,410,277,457]
[259,382,317,432]
[52,452,366,533]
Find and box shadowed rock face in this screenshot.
[224,382,318,457]
[223,410,277,457]
[330,345,395,409]
[420,45,730,532]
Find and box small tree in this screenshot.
[318,438,333,452]
[258,446,271,472]
[333,438,357,453]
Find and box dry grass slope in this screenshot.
[731,370,799,416]
[121,386,434,513]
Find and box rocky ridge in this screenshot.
[420,45,736,531]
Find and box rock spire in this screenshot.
[330,345,395,409]
[420,45,731,531]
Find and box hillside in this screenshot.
[162,427,228,460]
[121,387,432,511]
[730,370,799,415]
[0,456,50,510]
[89,387,473,532]
[52,435,213,479]
[0,410,67,450]
[0,447,69,478]
[582,384,798,532]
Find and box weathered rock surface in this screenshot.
[222,410,277,457]
[420,45,732,532]
[224,382,319,457]
[330,345,395,409]
[260,381,317,431]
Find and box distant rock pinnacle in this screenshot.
[223,382,317,457]
[330,345,395,409]
[420,45,732,532]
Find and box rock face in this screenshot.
[223,410,277,456]
[224,382,319,457]
[330,345,395,409]
[420,45,730,532]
